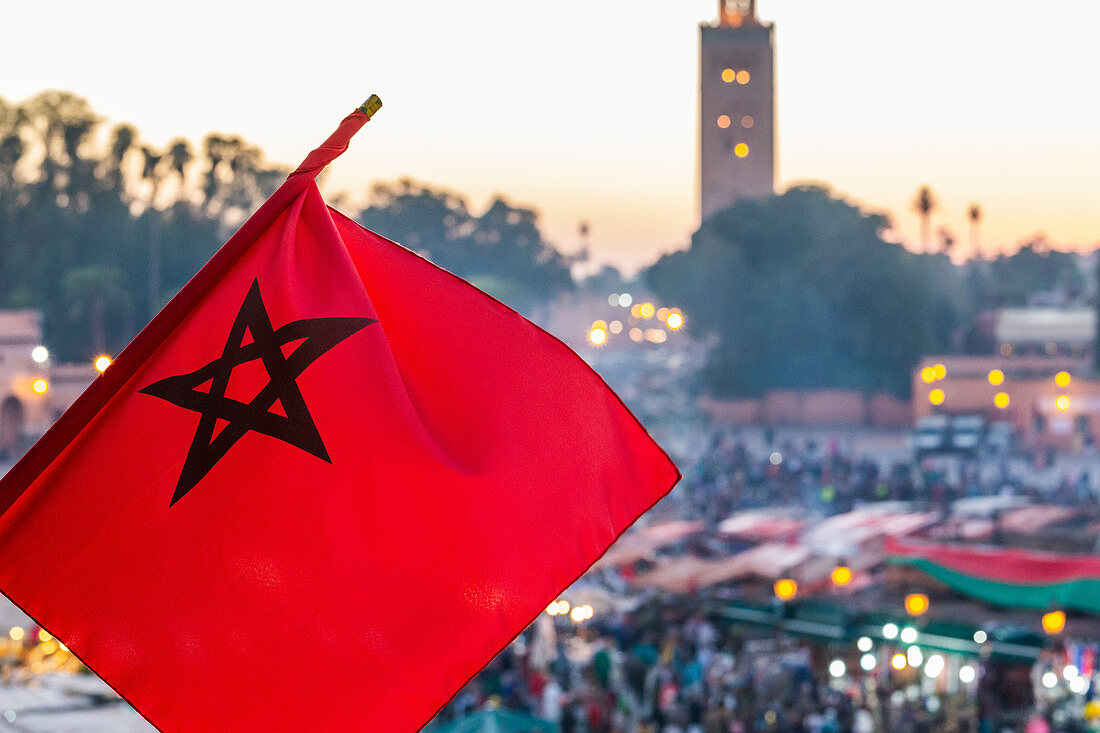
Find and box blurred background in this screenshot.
[2,0,1100,731]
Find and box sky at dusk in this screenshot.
[4,0,1100,272]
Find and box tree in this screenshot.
[0,91,287,359]
[646,185,959,397]
[985,237,1085,306]
[912,185,937,254]
[60,265,129,356]
[357,180,574,314]
[968,204,982,260]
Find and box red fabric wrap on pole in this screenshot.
[0,107,679,731]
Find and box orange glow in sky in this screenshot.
[3,1,1099,272]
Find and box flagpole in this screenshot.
[358,94,383,117]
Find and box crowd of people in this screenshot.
[433,598,989,733]
[432,425,1100,731]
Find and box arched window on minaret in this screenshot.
[720,0,757,27]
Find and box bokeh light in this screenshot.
[774,578,797,600]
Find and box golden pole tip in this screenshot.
[358,94,383,117]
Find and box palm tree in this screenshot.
[968,204,982,260]
[912,186,937,254]
[166,139,192,198]
[141,146,165,317]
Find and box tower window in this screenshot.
[734,143,749,158]
[736,70,751,84]
[717,115,731,129]
[741,115,754,128]
[721,68,736,83]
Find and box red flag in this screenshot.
[0,103,678,730]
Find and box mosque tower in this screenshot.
[699,0,776,221]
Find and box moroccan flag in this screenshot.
[0,101,678,730]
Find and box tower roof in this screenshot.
[719,0,758,27]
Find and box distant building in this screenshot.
[699,0,776,221]
[912,355,1100,450]
[0,310,94,461]
[994,307,1094,360]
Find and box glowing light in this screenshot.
[734,143,749,158]
[666,312,684,329]
[891,653,907,670]
[1042,671,1058,689]
[1064,664,1079,681]
[629,328,644,342]
[657,308,669,321]
[987,369,1004,386]
[608,294,619,307]
[630,304,643,318]
[925,654,945,679]
[857,636,873,652]
[547,600,570,616]
[920,367,936,383]
[639,302,655,318]
[900,626,918,644]
[717,115,731,129]
[722,68,736,83]
[1056,371,1072,388]
[831,566,853,586]
[1055,395,1071,411]
[618,293,633,307]
[905,593,929,617]
[645,329,667,344]
[736,70,750,84]
[609,320,623,334]
[828,659,846,678]
[932,363,946,380]
[588,326,607,346]
[769,451,782,465]
[39,640,58,655]
[1043,610,1066,635]
[8,627,24,641]
[37,630,51,643]
[860,653,876,671]
[774,578,797,600]
[994,392,1010,409]
[741,115,754,128]
[882,623,899,640]
[31,346,49,364]
[959,665,976,684]
[928,388,945,406]
[973,630,987,644]
[32,379,48,394]
[570,604,593,623]
[1071,675,1089,694]
[95,355,112,373]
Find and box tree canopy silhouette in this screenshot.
[645,186,962,397]
[0,92,574,360]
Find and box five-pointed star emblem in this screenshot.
[140,279,375,506]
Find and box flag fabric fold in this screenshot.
[0,107,679,731]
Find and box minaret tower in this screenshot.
[699,0,776,221]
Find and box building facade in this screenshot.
[911,355,1100,451]
[699,0,776,221]
[0,310,94,462]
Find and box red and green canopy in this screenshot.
[885,537,1100,615]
